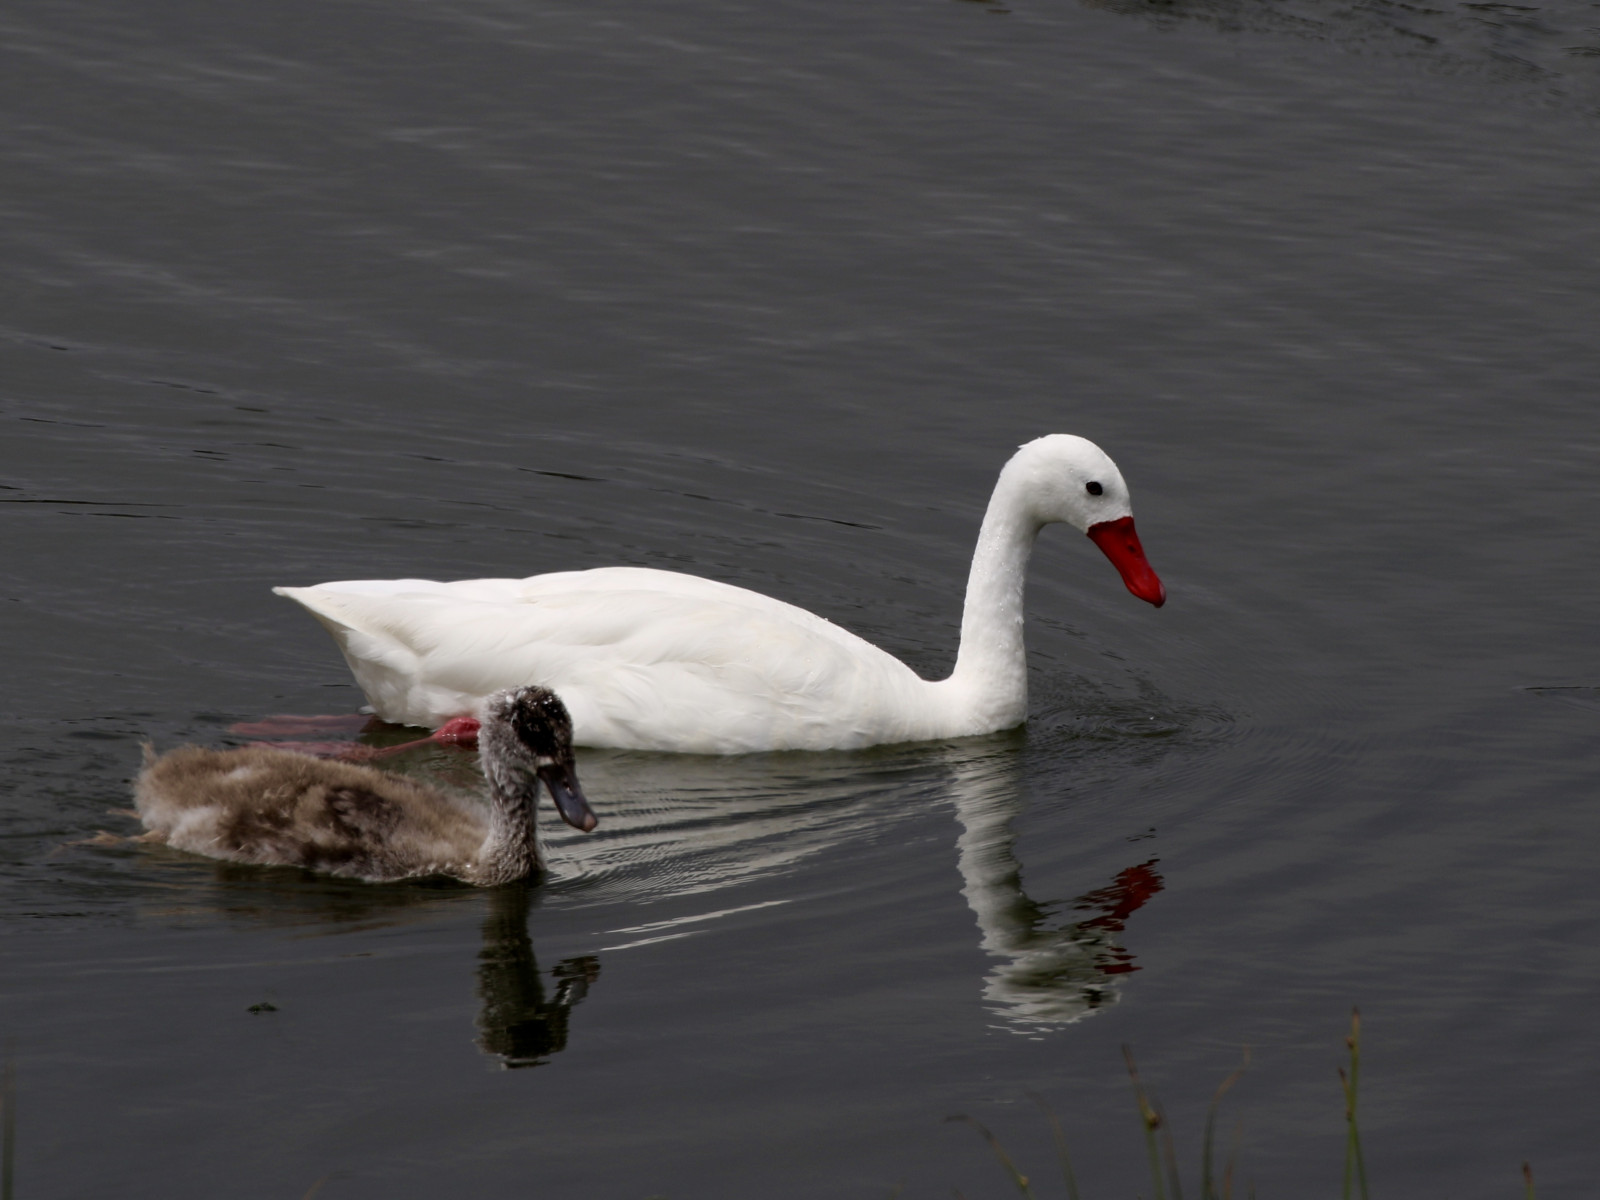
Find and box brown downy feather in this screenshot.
[135,745,506,883]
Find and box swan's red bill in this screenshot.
[1086,516,1166,607]
[539,763,598,833]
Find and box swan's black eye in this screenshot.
[1086,481,1103,496]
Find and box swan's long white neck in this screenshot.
[943,466,1043,732]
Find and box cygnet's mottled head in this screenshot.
[480,686,597,833]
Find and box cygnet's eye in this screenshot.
[1086,481,1104,496]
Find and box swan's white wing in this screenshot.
[276,570,933,752]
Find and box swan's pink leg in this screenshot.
[430,715,482,745]
[324,718,480,760]
[249,740,386,757]
[229,715,373,737]
[245,716,481,762]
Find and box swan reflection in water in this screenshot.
[544,736,1165,1029]
[947,751,1163,1026]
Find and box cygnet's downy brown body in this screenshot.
[133,687,596,885]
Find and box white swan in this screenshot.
[274,435,1165,754]
[133,686,597,884]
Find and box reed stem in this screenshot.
[1125,1044,1179,1200]
[2,1046,14,1200]
[1026,1092,1081,1200]
[1203,1049,1249,1200]
[946,1114,1036,1199]
[1339,1008,1369,1200]
[1223,1118,1244,1200]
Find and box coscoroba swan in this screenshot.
[133,686,597,884]
[275,435,1164,754]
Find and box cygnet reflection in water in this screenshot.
[121,865,601,1070]
[477,882,600,1069]
[947,751,1164,1026]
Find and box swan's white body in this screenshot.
[276,436,1164,754]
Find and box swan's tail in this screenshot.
[273,585,433,725]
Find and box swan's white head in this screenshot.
[1004,435,1166,607]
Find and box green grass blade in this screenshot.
[1159,1096,1185,1200]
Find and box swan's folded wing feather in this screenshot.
[275,579,926,750]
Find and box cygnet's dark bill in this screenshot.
[538,763,598,832]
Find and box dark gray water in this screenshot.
[3,0,1599,1195]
